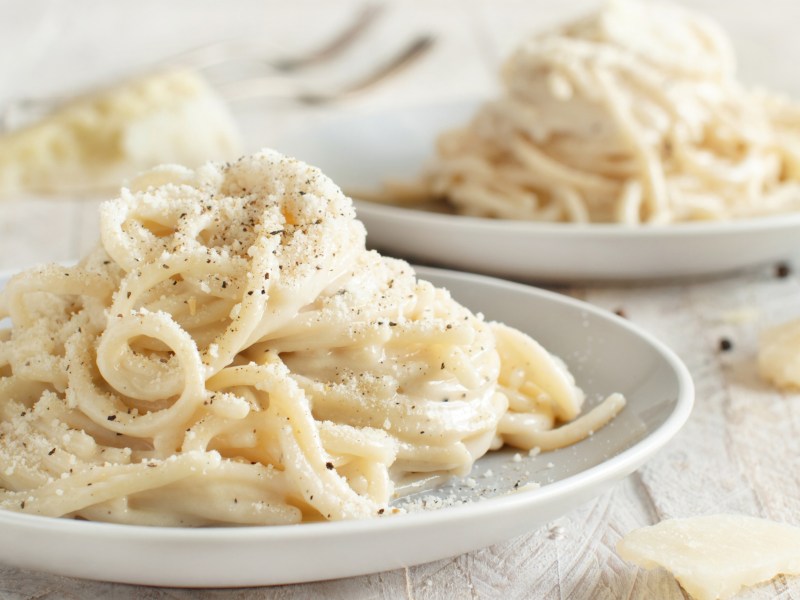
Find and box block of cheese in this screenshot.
[759,318,800,389]
[617,514,800,600]
[0,68,242,196]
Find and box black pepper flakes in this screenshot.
[718,338,733,352]
[776,262,792,278]
[325,462,334,470]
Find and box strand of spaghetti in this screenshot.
[593,70,669,223]
[509,135,619,194]
[79,311,208,438]
[4,266,113,327]
[2,451,222,517]
[615,180,643,225]
[260,355,382,519]
[499,393,626,451]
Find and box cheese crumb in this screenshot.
[758,318,800,389]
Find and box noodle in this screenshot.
[0,150,623,526]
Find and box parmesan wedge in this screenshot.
[617,515,800,600]
[0,68,242,196]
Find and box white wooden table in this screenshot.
[2,1,800,598]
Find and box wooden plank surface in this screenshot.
[2,1,800,598]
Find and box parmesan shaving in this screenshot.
[758,318,800,389]
[617,515,800,600]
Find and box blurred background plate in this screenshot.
[274,100,800,283]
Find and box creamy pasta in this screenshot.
[0,150,623,525]
[385,0,800,224]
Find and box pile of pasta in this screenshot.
[0,150,623,526]
[401,0,800,224]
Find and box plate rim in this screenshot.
[355,198,800,239]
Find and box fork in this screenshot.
[218,35,436,105]
[166,4,384,74]
[1,4,434,132]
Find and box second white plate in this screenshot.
[274,101,800,282]
[0,267,693,587]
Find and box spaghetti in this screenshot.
[0,150,623,525]
[388,0,800,224]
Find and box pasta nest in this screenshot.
[0,150,618,526]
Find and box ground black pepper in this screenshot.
[776,262,792,278]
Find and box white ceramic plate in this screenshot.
[273,101,800,282]
[0,267,693,587]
